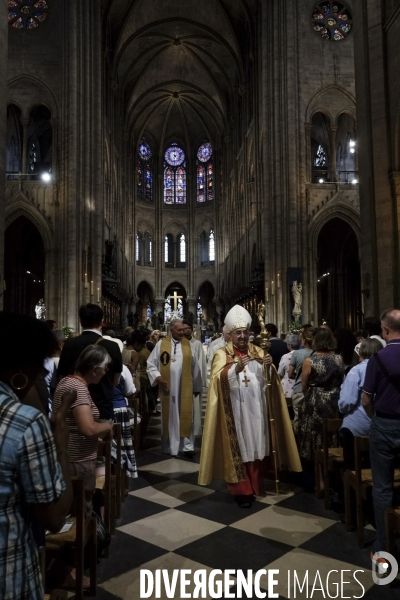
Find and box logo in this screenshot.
[161,351,170,366]
[371,551,398,585]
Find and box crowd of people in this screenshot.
[1,305,400,598]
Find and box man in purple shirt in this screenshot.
[362,308,400,557]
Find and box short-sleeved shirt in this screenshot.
[363,340,400,417]
[53,376,100,462]
[290,349,314,394]
[338,359,371,436]
[58,332,122,420]
[278,351,294,398]
[0,382,65,600]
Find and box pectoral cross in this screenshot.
[168,290,183,310]
[242,371,250,387]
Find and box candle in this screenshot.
[84,272,88,289]
[265,286,269,302]
[277,273,281,289]
[90,281,94,296]
[271,280,275,295]
[97,287,100,303]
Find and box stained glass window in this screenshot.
[165,236,169,263]
[165,234,174,265]
[197,142,212,163]
[165,144,185,166]
[8,0,49,29]
[311,2,352,41]
[197,141,213,203]
[29,141,37,172]
[179,234,186,264]
[209,230,215,263]
[314,144,327,167]
[136,233,142,266]
[137,140,153,202]
[144,232,152,266]
[164,144,186,204]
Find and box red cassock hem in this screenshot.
[227,458,267,496]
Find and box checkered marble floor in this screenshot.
[95,400,399,600]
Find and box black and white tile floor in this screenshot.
[94,399,399,599]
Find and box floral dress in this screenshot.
[299,352,344,460]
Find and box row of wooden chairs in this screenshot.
[315,418,400,550]
[43,423,129,599]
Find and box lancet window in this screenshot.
[164,144,186,204]
[137,140,153,202]
[197,141,213,202]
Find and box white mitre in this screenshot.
[224,305,252,333]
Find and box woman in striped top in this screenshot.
[53,344,113,516]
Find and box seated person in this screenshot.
[338,337,383,469]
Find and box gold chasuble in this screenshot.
[159,336,193,440]
[198,342,302,485]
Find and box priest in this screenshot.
[147,319,202,457]
[198,305,301,507]
[183,320,206,435]
[206,325,231,386]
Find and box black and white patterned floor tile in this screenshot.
[94,400,399,600]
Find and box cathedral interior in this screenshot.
[1,0,400,331]
[2,3,400,599]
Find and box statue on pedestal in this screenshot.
[35,298,46,320]
[257,300,266,334]
[292,281,302,320]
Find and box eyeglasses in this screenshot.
[95,365,109,373]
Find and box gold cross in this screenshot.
[168,290,183,310]
[242,371,250,387]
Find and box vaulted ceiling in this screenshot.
[103,0,256,152]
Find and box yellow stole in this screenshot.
[159,336,193,440]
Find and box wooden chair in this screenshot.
[129,395,141,458]
[344,436,400,548]
[112,423,123,518]
[385,507,400,555]
[314,418,344,509]
[45,476,97,599]
[96,440,114,536]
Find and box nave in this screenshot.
[93,397,396,600]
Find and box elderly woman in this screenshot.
[278,333,300,400]
[53,344,113,517]
[299,328,344,487]
[339,337,382,469]
[0,312,73,600]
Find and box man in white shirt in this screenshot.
[206,326,231,386]
[183,321,206,435]
[147,319,202,457]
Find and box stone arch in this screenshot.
[305,85,356,126]
[137,218,154,237]
[316,217,362,330]
[5,191,54,252]
[309,194,361,257]
[164,220,187,238]
[4,214,47,316]
[8,75,58,119]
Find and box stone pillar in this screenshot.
[58,1,103,329]
[0,0,7,310]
